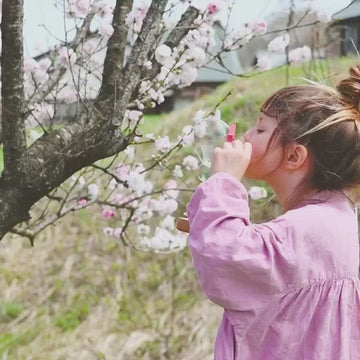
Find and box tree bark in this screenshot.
[1,0,26,176]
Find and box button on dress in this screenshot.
[187,173,360,360]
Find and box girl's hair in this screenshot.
[260,65,360,210]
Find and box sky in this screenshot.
[23,0,352,57]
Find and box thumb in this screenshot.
[243,142,252,156]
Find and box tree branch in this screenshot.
[112,0,168,122]
[146,5,199,80]
[1,0,26,176]
[99,0,133,98]
[29,9,97,106]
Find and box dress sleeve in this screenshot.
[187,172,294,311]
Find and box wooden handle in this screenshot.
[176,217,190,233]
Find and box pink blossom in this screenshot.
[24,58,39,73]
[289,46,311,64]
[125,2,149,33]
[102,208,117,218]
[75,0,90,15]
[38,58,52,71]
[99,23,114,37]
[33,69,49,85]
[113,228,123,239]
[68,0,90,17]
[64,88,78,104]
[248,19,267,35]
[207,0,225,14]
[96,3,113,19]
[83,39,99,55]
[58,47,77,65]
[76,198,90,207]
[116,163,130,180]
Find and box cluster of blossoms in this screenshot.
[67,0,114,35]
[125,1,149,34]
[256,32,312,71]
[134,2,229,111]
[95,162,187,250]
[255,0,331,71]
[23,1,114,127]
[224,19,267,51]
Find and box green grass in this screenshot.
[1,302,23,322]
[55,303,90,331]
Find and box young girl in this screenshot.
[187,65,360,359]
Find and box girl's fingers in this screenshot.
[232,140,243,149]
[223,142,233,150]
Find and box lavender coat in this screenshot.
[187,173,360,359]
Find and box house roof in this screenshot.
[196,50,243,83]
[332,0,360,21]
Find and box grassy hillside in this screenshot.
[0,56,359,360]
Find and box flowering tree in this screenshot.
[0,0,330,247]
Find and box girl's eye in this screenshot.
[256,129,265,134]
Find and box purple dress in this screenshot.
[187,173,360,360]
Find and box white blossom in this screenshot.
[194,119,208,138]
[248,186,268,200]
[289,46,311,64]
[267,34,290,52]
[164,179,179,198]
[103,227,114,236]
[88,183,99,200]
[181,125,194,146]
[183,155,199,171]
[187,46,206,66]
[161,215,175,230]
[224,27,252,50]
[173,165,183,178]
[155,44,172,66]
[137,224,150,235]
[155,136,171,153]
[257,55,272,71]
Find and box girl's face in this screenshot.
[243,113,284,180]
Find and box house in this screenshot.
[332,0,360,56]
[168,49,243,112]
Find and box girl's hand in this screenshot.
[210,140,252,181]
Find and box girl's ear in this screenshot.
[284,142,310,170]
